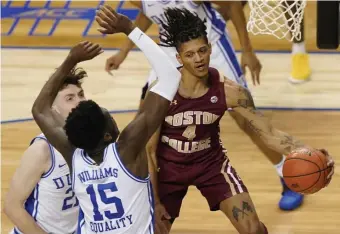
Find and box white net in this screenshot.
[247,0,307,41]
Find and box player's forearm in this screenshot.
[32,56,77,115]
[223,1,253,52]
[4,204,48,234]
[128,27,180,100]
[120,12,153,54]
[233,107,306,155]
[268,129,307,155]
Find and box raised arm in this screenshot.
[96,5,180,162]
[32,42,103,167]
[105,1,153,73]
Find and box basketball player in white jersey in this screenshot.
[31,5,181,234]
[106,0,261,89]
[4,69,87,234]
[105,1,305,212]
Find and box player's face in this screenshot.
[177,37,211,78]
[102,109,120,143]
[53,84,86,119]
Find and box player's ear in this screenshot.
[104,132,112,142]
[176,53,183,65]
[52,105,61,114]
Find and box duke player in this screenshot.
[145,8,335,234]
[31,5,181,234]
[4,69,87,233]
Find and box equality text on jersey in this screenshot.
[89,215,133,233]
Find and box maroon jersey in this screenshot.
[157,67,227,164]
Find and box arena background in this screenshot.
[1,1,340,233]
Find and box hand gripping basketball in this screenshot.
[283,147,335,194]
[318,148,335,187]
[95,5,134,35]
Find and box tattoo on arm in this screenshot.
[246,120,265,137]
[237,87,255,109]
[280,134,305,153]
[232,201,254,222]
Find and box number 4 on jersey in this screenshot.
[182,125,196,141]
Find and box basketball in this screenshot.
[283,148,330,194]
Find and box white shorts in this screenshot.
[146,33,247,88]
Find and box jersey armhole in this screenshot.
[112,143,150,183]
[30,137,56,178]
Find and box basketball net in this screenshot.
[247,0,307,41]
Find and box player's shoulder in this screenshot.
[17,137,53,176]
[25,137,52,162]
[208,67,225,83]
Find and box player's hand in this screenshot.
[68,41,103,63]
[241,50,262,86]
[105,51,128,75]
[95,5,134,35]
[154,202,171,234]
[319,148,335,187]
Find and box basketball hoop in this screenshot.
[247,0,307,41]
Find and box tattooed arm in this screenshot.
[224,79,306,155]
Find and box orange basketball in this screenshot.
[282,148,329,194]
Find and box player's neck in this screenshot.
[86,144,107,165]
[179,68,209,98]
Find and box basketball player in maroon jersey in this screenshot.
[145,8,334,234]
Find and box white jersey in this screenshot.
[72,143,154,234]
[141,0,226,45]
[11,134,79,234]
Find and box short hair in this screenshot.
[64,100,106,150]
[59,67,87,91]
[159,8,208,50]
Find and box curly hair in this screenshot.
[64,100,106,151]
[159,8,208,50]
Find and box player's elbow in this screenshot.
[31,104,42,119]
[31,105,48,124]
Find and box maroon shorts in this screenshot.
[158,155,248,218]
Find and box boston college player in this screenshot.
[145,8,334,234]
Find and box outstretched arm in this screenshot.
[32,42,103,168]
[96,5,180,164]
[224,79,334,184]
[224,79,306,155]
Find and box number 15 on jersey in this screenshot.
[86,182,125,221]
